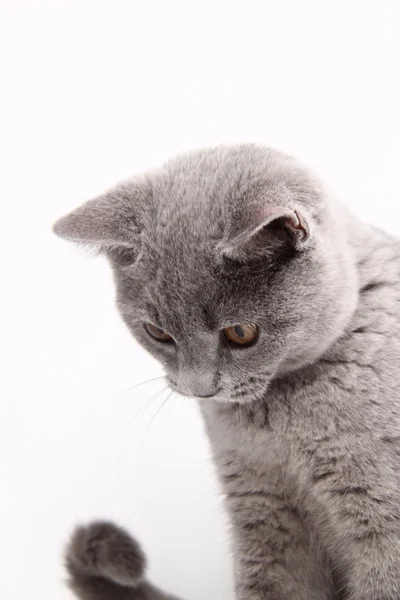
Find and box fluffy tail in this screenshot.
[65,521,183,600]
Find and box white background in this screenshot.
[1,1,400,599]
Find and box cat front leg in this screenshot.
[310,449,400,600]
[324,499,400,600]
[225,487,333,600]
[201,402,334,600]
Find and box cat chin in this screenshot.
[220,397,255,405]
[166,379,273,404]
[168,388,230,403]
[200,393,257,405]
[211,394,235,404]
[166,384,253,404]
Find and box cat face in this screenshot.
[54,145,358,403]
[113,230,313,402]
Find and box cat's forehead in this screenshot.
[134,240,276,332]
[144,144,315,240]
[113,144,320,329]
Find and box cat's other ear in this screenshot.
[219,204,313,262]
[53,180,150,262]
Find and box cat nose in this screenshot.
[180,370,219,398]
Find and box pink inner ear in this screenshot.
[219,204,311,260]
[261,205,310,245]
[282,209,309,238]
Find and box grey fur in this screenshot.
[56,145,400,599]
[66,522,181,600]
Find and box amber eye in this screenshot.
[145,323,173,342]
[223,323,259,346]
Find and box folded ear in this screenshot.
[53,180,150,262]
[219,204,312,261]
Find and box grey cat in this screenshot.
[55,145,400,600]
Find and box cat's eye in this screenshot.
[145,323,174,342]
[224,323,259,346]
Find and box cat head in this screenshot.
[54,145,357,403]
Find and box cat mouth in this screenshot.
[167,379,222,399]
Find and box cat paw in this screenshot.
[66,520,147,587]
